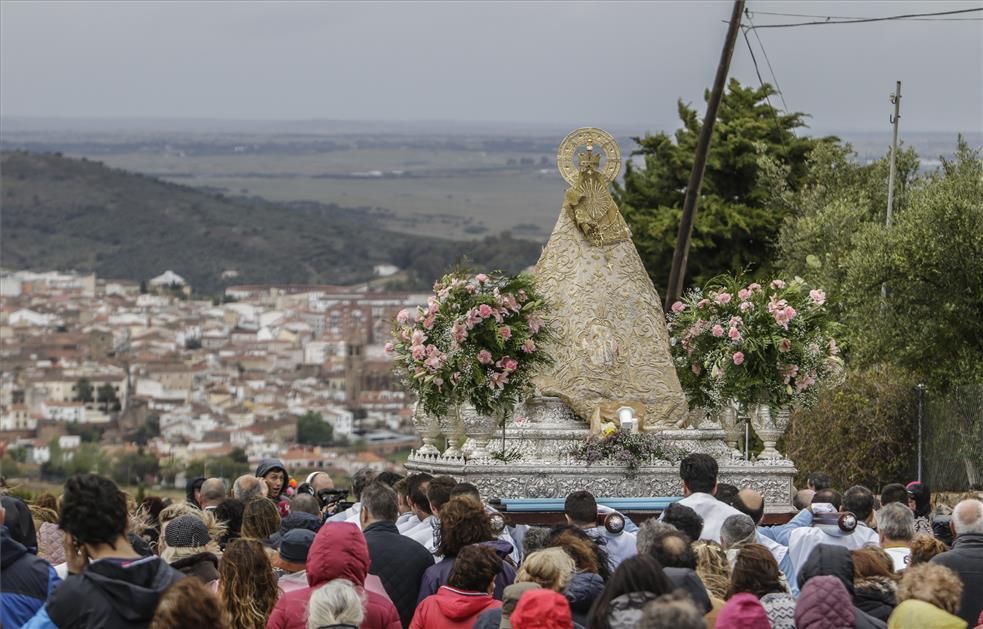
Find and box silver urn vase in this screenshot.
[439,407,468,458]
[717,401,744,458]
[460,406,498,460]
[748,402,791,460]
[411,402,442,457]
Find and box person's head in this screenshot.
[1,496,37,549]
[218,538,279,629]
[880,483,909,506]
[522,526,551,557]
[213,498,244,547]
[647,529,696,570]
[359,482,399,527]
[877,501,915,544]
[160,514,217,563]
[662,502,704,543]
[141,496,167,523]
[908,534,947,565]
[232,475,267,503]
[545,525,610,580]
[735,489,765,525]
[375,470,402,487]
[851,546,896,581]
[426,475,458,516]
[199,478,226,508]
[793,489,816,511]
[807,472,832,491]
[511,589,574,629]
[34,493,59,515]
[715,483,740,507]
[256,459,288,499]
[393,478,411,513]
[587,555,673,629]
[813,489,842,511]
[727,543,784,599]
[307,472,334,493]
[951,498,983,536]
[406,472,433,518]
[679,453,718,495]
[636,518,677,555]
[447,543,502,594]
[241,497,281,541]
[275,528,316,573]
[59,473,128,551]
[564,490,598,527]
[289,493,321,517]
[641,591,705,629]
[306,579,364,629]
[905,481,932,518]
[691,540,732,600]
[150,577,228,629]
[843,485,875,523]
[351,467,378,501]
[516,547,576,592]
[187,477,206,507]
[438,496,493,557]
[897,562,963,616]
[720,514,757,550]
[450,482,481,503]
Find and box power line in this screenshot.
[740,24,791,141]
[740,7,983,29]
[748,9,983,21]
[744,9,789,113]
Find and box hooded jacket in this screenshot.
[931,532,983,627]
[169,552,219,584]
[185,476,205,507]
[2,527,61,628]
[255,459,289,500]
[886,599,968,629]
[409,586,501,629]
[716,592,771,629]
[363,520,434,628]
[795,575,856,629]
[417,539,517,603]
[797,544,887,629]
[606,591,659,629]
[854,575,898,623]
[266,522,400,629]
[25,555,184,629]
[564,571,604,627]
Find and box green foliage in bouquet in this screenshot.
[572,424,684,478]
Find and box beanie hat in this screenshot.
[510,589,573,629]
[164,515,211,548]
[278,528,316,564]
[716,592,771,629]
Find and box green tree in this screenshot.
[74,378,94,404]
[297,411,334,446]
[97,383,119,412]
[229,447,248,464]
[614,79,837,294]
[111,450,160,486]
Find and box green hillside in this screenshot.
[0,151,542,292]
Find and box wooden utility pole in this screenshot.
[665,0,746,309]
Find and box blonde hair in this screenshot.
[908,534,947,565]
[897,563,963,615]
[692,540,732,600]
[516,548,576,592]
[307,579,364,629]
[161,543,221,564]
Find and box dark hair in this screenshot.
[214,498,244,549]
[587,555,673,629]
[808,472,832,491]
[427,475,458,513]
[662,503,704,543]
[641,591,705,629]
[141,497,167,524]
[715,484,740,507]
[375,471,403,487]
[35,493,59,515]
[351,468,378,500]
[218,538,278,629]
[648,529,696,570]
[906,482,932,518]
[361,482,399,523]
[241,498,281,540]
[450,483,481,502]
[735,491,765,525]
[564,490,598,526]
[438,496,494,557]
[680,454,717,494]
[406,473,433,515]
[151,577,228,629]
[393,479,409,499]
[880,483,908,506]
[545,525,611,581]
[60,474,128,547]
[843,486,874,521]
[814,489,842,510]
[727,543,784,599]
[447,544,501,592]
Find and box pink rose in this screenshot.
[697,299,710,309]
[728,327,741,341]
[527,315,542,334]
[712,324,724,337]
[488,371,509,390]
[771,279,786,289]
[478,350,493,365]
[732,352,745,366]
[451,321,468,342]
[784,305,796,321]
[384,342,394,353]
[422,315,435,330]
[671,301,685,313]
[411,330,427,345]
[809,289,826,306]
[476,273,489,283]
[778,338,792,352]
[411,345,426,360]
[478,304,493,318]
[521,339,536,353]
[500,357,518,372]
[715,292,732,304]
[396,309,410,324]
[499,326,512,340]
[739,301,755,312]
[738,288,751,301]
[748,283,762,292]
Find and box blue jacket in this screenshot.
[417,539,516,603]
[1,526,61,628]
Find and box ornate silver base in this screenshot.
[404,396,797,512]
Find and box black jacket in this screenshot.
[169,552,219,584]
[362,521,434,628]
[797,543,887,629]
[47,555,185,629]
[931,532,983,626]
[853,576,897,623]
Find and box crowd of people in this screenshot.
[1,452,981,629]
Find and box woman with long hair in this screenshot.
[543,525,608,628]
[727,543,794,629]
[851,546,899,623]
[218,538,280,629]
[587,554,673,629]
[692,540,732,600]
[241,497,282,544]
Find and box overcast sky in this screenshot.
[1,1,981,133]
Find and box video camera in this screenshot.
[316,487,354,513]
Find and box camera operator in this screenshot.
[327,468,377,529]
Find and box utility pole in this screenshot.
[882,81,902,300]
[665,0,746,309]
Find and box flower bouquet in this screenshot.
[572,422,684,478]
[388,271,552,422]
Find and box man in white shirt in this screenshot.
[876,502,914,571]
[671,453,743,543]
[788,486,880,580]
[565,490,637,569]
[397,473,433,533]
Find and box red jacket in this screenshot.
[266,522,400,629]
[409,586,502,629]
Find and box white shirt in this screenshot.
[327,502,362,529]
[586,527,637,569]
[884,546,911,572]
[396,512,418,532]
[757,530,789,565]
[674,492,744,542]
[788,524,880,579]
[403,515,438,553]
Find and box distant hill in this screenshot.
[0,151,543,292]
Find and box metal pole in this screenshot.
[916,384,925,482]
[665,0,746,309]
[886,81,902,228]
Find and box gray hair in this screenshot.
[199,478,227,503]
[641,591,705,629]
[290,494,321,517]
[719,514,757,550]
[307,579,364,629]
[351,468,378,501]
[361,482,399,523]
[876,502,915,541]
[522,527,551,558]
[952,499,983,535]
[232,475,266,502]
[636,519,678,555]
